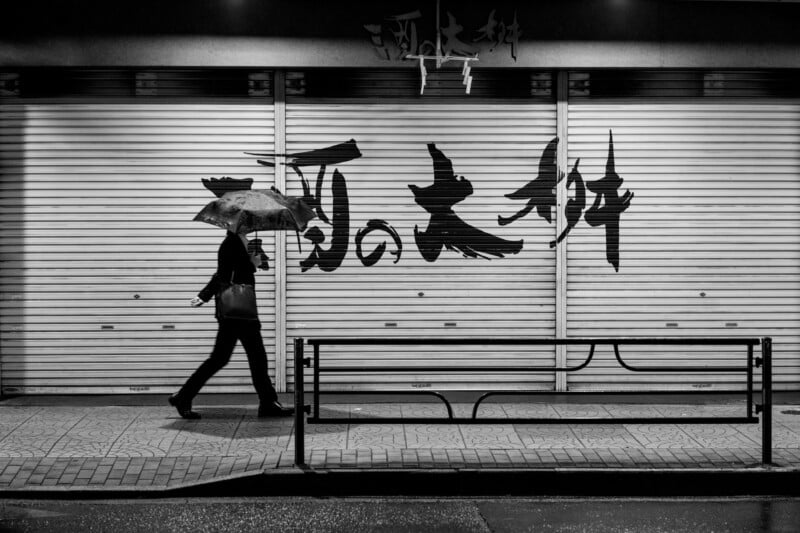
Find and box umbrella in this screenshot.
[193,188,316,248]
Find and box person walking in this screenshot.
[169,230,294,419]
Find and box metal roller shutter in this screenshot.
[0,101,277,394]
[285,100,557,391]
[565,101,800,391]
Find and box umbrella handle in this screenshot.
[283,210,303,254]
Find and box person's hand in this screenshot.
[190,297,204,307]
[248,238,269,271]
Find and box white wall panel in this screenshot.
[0,103,277,393]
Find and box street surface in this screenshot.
[1,497,799,532]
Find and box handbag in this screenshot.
[216,271,258,321]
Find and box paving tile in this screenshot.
[624,424,702,449]
[263,453,281,469]
[404,424,465,449]
[603,405,666,419]
[400,403,455,420]
[655,403,746,419]
[226,418,292,456]
[679,425,760,448]
[0,408,87,457]
[459,425,524,449]
[303,423,348,450]
[571,425,640,448]
[27,474,45,485]
[309,451,326,467]
[165,413,242,456]
[775,406,800,420]
[349,404,402,420]
[501,403,560,420]
[446,449,465,463]
[2,464,21,474]
[491,450,512,463]
[48,407,139,457]
[454,403,507,420]
[347,424,406,450]
[401,450,420,467]
[107,411,185,457]
[0,407,41,441]
[735,423,800,449]
[514,425,583,449]
[552,404,612,419]
[315,405,351,420]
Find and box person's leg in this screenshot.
[237,322,279,405]
[177,322,237,401]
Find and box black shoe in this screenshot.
[169,394,201,420]
[258,400,295,418]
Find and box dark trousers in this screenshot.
[179,320,278,404]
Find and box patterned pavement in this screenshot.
[0,398,799,491]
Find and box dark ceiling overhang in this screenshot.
[2,1,799,68]
[3,0,799,42]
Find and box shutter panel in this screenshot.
[285,102,557,391]
[566,102,800,391]
[0,102,277,393]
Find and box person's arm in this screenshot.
[216,234,237,283]
[192,273,221,306]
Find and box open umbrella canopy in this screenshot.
[193,188,316,234]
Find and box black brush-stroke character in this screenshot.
[549,159,585,248]
[364,24,391,60]
[356,219,403,267]
[441,12,479,57]
[386,10,422,59]
[503,11,521,61]
[248,139,361,224]
[299,169,350,273]
[409,143,523,262]
[201,177,254,198]
[474,9,501,46]
[247,140,362,273]
[365,10,428,61]
[474,9,521,61]
[499,137,558,226]
[584,131,634,272]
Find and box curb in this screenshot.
[3,467,800,498]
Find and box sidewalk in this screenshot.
[1,394,799,495]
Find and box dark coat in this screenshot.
[198,232,257,305]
